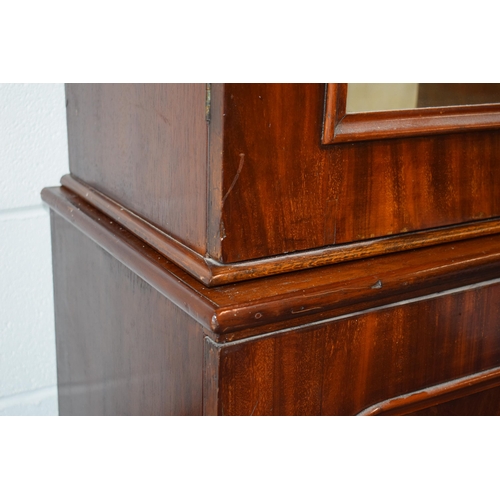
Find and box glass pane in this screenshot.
[347,83,500,113]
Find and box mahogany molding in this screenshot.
[60,174,211,283]
[323,83,500,144]
[61,174,500,287]
[42,186,500,341]
[358,365,500,416]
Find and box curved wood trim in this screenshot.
[41,186,219,334]
[358,366,500,416]
[323,83,500,144]
[322,83,347,144]
[61,174,500,287]
[60,174,212,284]
[41,186,500,337]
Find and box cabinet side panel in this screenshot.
[216,282,500,415]
[51,212,204,415]
[203,337,220,416]
[66,84,208,254]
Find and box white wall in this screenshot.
[0,83,69,415]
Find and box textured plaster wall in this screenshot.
[0,83,69,415]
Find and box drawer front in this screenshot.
[206,279,500,415]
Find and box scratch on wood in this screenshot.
[333,198,338,244]
[222,153,245,206]
[156,111,170,126]
[219,220,226,241]
[291,306,322,314]
[250,397,259,416]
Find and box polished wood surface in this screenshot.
[214,84,500,263]
[66,84,208,254]
[409,385,500,416]
[42,186,500,342]
[44,83,500,415]
[324,83,500,144]
[206,282,500,415]
[65,84,500,271]
[48,196,500,415]
[51,212,204,416]
[359,365,500,415]
[61,172,500,287]
[44,188,500,415]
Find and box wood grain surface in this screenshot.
[49,84,500,416]
[323,83,500,143]
[359,365,500,415]
[51,200,500,415]
[65,84,500,267]
[66,83,208,254]
[51,212,204,416]
[206,282,500,415]
[61,172,500,287]
[409,385,500,415]
[215,84,500,262]
[42,186,500,342]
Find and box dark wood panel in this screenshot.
[51,211,204,415]
[336,131,500,244]
[216,84,500,262]
[203,336,220,416]
[217,84,334,262]
[66,83,208,254]
[211,282,500,415]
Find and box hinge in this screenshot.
[205,83,211,122]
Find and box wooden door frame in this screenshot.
[322,83,500,144]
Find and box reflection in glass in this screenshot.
[347,83,500,113]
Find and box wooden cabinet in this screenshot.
[42,84,500,415]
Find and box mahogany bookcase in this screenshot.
[42,84,500,415]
